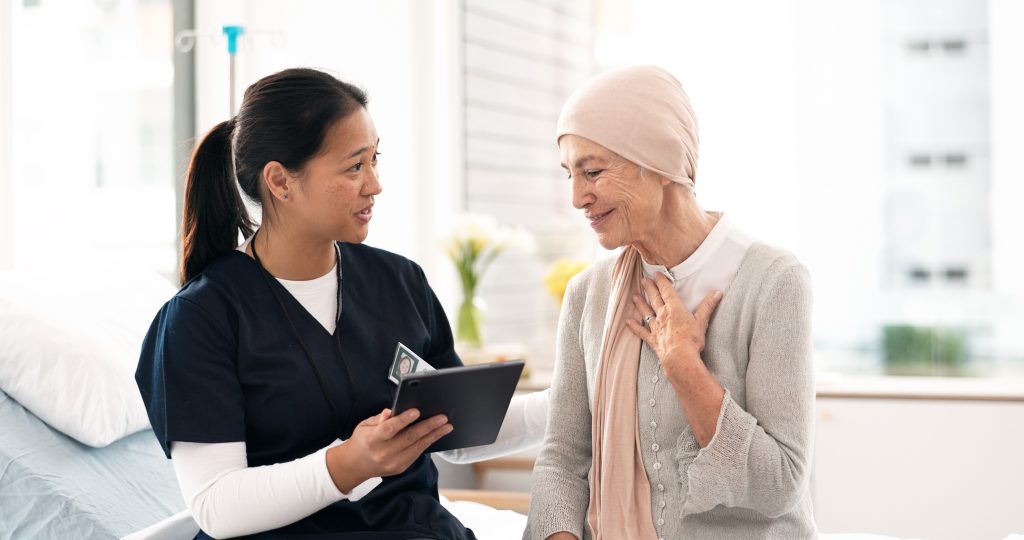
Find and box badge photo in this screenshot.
[389,342,423,385]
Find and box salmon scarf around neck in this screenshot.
[586,246,658,539]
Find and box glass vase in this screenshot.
[456,292,485,350]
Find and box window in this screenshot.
[592,0,1024,378]
[460,0,597,367]
[6,0,175,277]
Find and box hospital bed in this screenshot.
[0,388,181,538]
[0,386,536,540]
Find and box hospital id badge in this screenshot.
[388,342,435,385]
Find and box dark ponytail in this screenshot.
[178,68,368,285]
[179,119,256,284]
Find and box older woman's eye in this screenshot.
[585,169,603,180]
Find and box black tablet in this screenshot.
[391,360,525,453]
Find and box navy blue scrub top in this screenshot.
[136,243,476,540]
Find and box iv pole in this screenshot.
[221,25,244,115]
[175,24,281,116]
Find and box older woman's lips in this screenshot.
[588,209,613,228]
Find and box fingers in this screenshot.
[414,418,454,448]
[379,408,421,439]
[398,421,454,463]
[381,416,453,473]
[640,277,664,310]
[694,290,724,327]
[631,294,654,320]
[400,414,450,446]
[626,318,655,349]
[359,408,391,427]
[651,272,676,299]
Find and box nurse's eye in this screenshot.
[349,162,363,172]
[372,151,381,165]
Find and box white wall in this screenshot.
[469,395,1024,539]
[0,0,12,271]
[193,0,463,298]
[815,397,1024,540]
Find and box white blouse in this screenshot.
[641,213,754,310]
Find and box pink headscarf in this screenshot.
[557,65,699,187]
[556,65,700,539]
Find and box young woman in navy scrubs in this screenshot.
[136,68,476,539]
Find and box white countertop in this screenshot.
[518,369,1024,402]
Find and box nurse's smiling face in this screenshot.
[289,107,382,244]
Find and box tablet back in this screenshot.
[391,360,525,452]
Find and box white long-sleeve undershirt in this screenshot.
[170,385,549,539]
[439,388,550,464]
[170,439,381,539]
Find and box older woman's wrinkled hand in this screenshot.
[626,272,723,377]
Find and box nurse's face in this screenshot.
[293,107,382,244]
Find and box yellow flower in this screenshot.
[543,258,589,306]
[469,235,488,254]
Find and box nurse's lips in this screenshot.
[355,204,373,223]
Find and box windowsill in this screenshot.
[518,369,1024,402]
[815,374,1024,402]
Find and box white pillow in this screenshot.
[0,268,177,447]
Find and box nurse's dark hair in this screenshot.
[179,68,368,284]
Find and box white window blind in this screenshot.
[461,0,596,370]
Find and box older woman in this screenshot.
[524,66,816,539]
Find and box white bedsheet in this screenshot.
[125,501,1014,540]
[122,495,528,540]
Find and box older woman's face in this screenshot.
[560,134,664,250]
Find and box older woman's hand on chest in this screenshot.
[626,272,726,447]
[627,272,721,370]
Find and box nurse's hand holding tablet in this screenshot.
[327,407,452,490]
